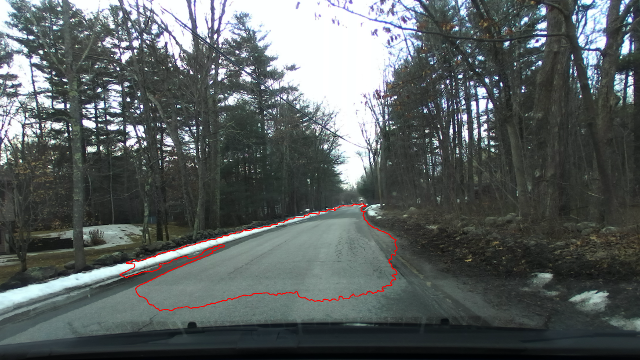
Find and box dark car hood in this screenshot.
[1,322,639,359]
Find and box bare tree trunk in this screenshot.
[159,129,170,241]
[14,232,27,272]
[475,87,483,200]
[186,0,205,236]
[193,125,206,235]
[210,51,222,229]
[454,81,464,205]
[532,0,573,219]
[377,145,383,205]
[210,0,227,228]
[634,2,640,196]
[166,104,194,229]
[563,0,632,223]
[282,116,289,214]
[499,68,529,216]
[186,0,227,232]
[461,0,530,216]
[109,150,115,224]
[63,0,86,271]
[596,1,626,222]
[436,97,453,208]
[381,109,388,206]
[28,57,42,148]
[142,173,151,244]
[464,78,474,204]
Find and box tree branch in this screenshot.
[327,0,566,43]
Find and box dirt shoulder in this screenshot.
[367,207,639,330]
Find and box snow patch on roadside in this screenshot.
[525,278,635,331]
[607,317,640,331]
[530,272,553,287]
[0,211,324,315]
[569,290,609,313]
[0,262,137,316]
[366,204,382,219]
[522,273,558,296]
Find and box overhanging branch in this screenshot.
[326,1,566,43]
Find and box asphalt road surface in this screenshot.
[0,206,488,345]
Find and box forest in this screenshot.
[1,0,638,273]
[0,0,345,271]
[350,0,639,227]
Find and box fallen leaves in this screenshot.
[368,209,640,280]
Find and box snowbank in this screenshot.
[569,290,609,313]
[366,204,382,219]
[0,211,324,315]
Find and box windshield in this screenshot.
[0,0,638,353]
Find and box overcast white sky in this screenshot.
[0,0,390,186]
[226,0,388,186]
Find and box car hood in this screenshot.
[1,322,639,359]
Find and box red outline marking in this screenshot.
[120,204,398,311]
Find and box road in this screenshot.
[0,206,487,345]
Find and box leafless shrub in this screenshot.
[88,229,106,246]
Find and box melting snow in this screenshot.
[39,224,142,245]
[0,225,143,266]
[34,224,142,246]
[530,272,554,287]
[607,317,640,331]
[569,290,609,313]
[523,273,558,296]
[366,204,382,219]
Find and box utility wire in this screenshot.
[157,5,367,150]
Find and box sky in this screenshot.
[0,0,390,187]
[223,0,388,186]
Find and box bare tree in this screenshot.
[531,0,574,219]
[62,0,95,270]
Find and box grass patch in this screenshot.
[0,224,192,285]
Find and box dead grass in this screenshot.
[371,208,640,280]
